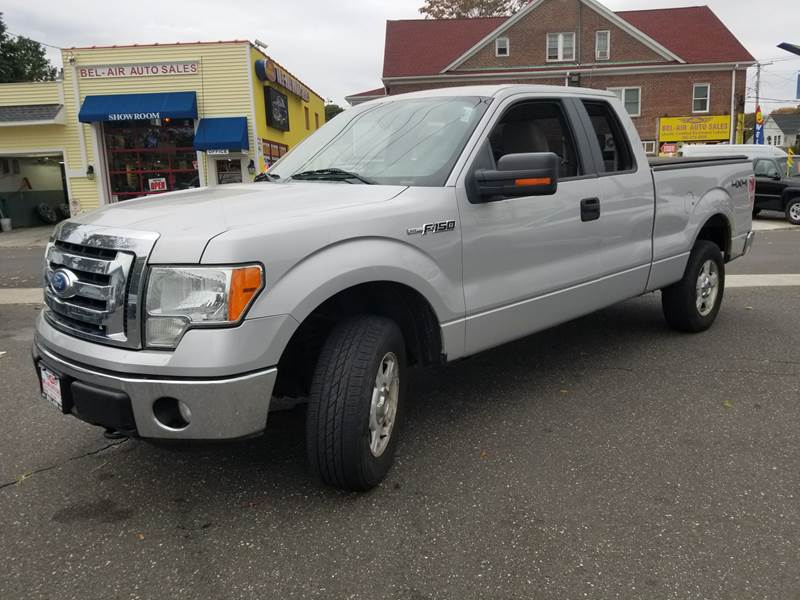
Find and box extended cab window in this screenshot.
[487,100,582,179]
[582,100,634,174]
[754,159,780,178]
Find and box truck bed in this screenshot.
[649,155,750,171]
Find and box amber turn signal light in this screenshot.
[228,266,264,321]
[515,177,551,187]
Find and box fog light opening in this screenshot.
[153,397,191,430]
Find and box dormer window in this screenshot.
[495,37,510,57]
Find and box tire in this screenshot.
[306,315,405,491]
[36,203,58,224]
[661,240,725,333]
[752,208,761,218]
[786,198,800,225]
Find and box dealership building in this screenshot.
[0,40,324,225]
[347,0,755,156]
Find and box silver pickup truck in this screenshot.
[33,85,755,491]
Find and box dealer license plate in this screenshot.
[40,367,63,411]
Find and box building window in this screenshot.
[608,87,641,117]
[102,118,199,201]
[315,112,320,129]
[262,139,288,168]
[693,83,710,113]
[547,32,575,62]
[642,140,657,155]
[596,31,610,60]
[495,37,510,57]
[776,134,782,146]
[304,106,310,130]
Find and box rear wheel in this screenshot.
[661,240,725,333]
[306,315,405,491]
[786,198,800,225]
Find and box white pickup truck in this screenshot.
[34,85,755,490]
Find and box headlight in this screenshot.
[145,265,264,348]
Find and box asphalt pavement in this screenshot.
[0,229,799,599]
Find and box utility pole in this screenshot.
[755,62,761,109]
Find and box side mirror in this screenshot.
[474,152,559,202]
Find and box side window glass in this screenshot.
[581,100,634,173]
[754,160,770,176]
[487,100,581,179]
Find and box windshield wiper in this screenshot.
[254,172,281,182]
[290,168,374,184]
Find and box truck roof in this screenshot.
[376,84,617,102]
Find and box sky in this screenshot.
[3,0,799,111]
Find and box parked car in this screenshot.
[33,85,755,491]
[682,144,800,223]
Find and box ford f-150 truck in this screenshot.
[33,85,755,491]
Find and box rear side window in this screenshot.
[581,100,634,173]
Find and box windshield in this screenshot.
[268,96,491,186]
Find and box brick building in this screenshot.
[346,0,755,154]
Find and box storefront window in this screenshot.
[103,118,199,201]
[215,159,243,184]
[262,140,288,168]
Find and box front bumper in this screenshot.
[33,341,277,440]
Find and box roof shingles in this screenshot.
[0,104,63,123]
[381,5,754,79]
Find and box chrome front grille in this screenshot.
[43,222,159,349]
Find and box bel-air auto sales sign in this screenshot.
[78,62,199,79]
[659,115,731,142]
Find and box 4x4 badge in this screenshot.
[407,220,457,236]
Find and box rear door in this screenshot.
[455,94,654,356]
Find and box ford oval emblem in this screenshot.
[50,268,79,299]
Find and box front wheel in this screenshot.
[786,198,800,225]
[306,315,405,491]
[661,240,725,333]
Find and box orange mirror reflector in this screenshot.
[515,177,551,186]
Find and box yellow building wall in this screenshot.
[1,42,327,213]
[0,81,62,105]
[61,41,254,211]
[250,46,326,172]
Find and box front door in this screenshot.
[754,158,785,211]
[456,95,654,356]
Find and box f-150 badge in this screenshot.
[407,220,457,236]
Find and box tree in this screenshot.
[325,103,345,122]
[419,0,528,18]
[0,13,57,83]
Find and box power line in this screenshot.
[6,30,62,51]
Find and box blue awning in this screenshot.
[193,117,249,151]
[78,92,197,123]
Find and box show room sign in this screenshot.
[78,62,199,79]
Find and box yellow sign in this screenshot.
[736,113,745,144]
[659,115,731,142]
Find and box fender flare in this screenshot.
[248,237,464,327]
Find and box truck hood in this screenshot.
[71,182,407,262]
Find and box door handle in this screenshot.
[580,197,600,222]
